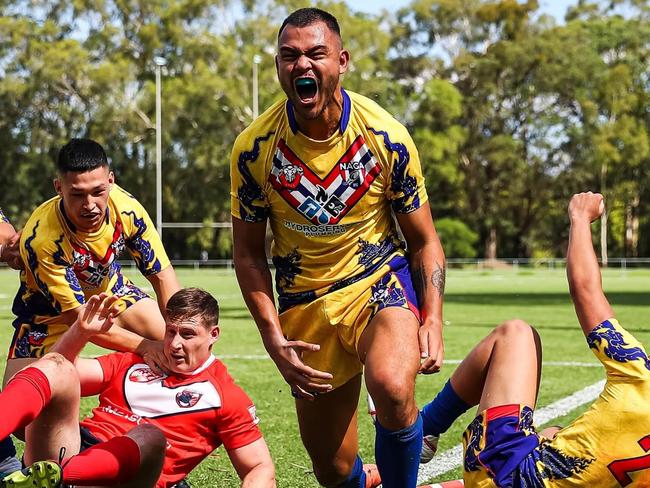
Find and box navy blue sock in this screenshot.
[421,380,471,436]
[335,455,366,488]
[375,413,422,488]
[0,436,19,476]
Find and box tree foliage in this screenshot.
[0,0,648,259]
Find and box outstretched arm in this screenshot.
[566,192,615,336]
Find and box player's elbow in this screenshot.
[240,460,276,488]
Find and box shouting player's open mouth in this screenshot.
[294,77,318,104]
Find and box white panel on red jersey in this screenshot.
[123,363,222,418]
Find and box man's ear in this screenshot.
[108,170,115,187]
[54,178,62,196]
[209,326,220,346]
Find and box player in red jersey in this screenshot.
[0,288,275,488]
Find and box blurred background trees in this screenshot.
[0,0,648,260]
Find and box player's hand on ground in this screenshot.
[568,192,604,223]
[137,338,169,375]
[270,339,333,401]
[77,293,120,336]
[0,230,23,270]
[418,318,444,374]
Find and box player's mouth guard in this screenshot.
[295,78,317,99]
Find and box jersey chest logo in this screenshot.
[123,363,221,418]
[269,136,381,225]
[71,219,125,287]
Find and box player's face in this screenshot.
[276,21,349,122]
[163,317,219,374]
[54,166,114,233]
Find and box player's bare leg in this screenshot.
[113,297,165,340]
[22,353,82,463]
[295,374,362,487]
[359,307,420,429]
[99,424,166,488]
[450,319,541,412]
[359,306,421,488]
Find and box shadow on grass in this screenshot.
[445,292,649,307]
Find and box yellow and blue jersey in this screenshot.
[230,89,428,312]
[0,207,9,224]
[463,319,650,487]
[14,184,170,323]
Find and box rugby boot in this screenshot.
[420,434,440,464]
[0,460,61,487]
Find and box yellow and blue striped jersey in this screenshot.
[16,184,170,319]
[230,89,428,311]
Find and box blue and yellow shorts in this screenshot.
[463,319,650,488]
[279,255,421,390]
[9,280,149,359]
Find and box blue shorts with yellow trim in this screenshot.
[9,280,149,359]
[279,255,420,390]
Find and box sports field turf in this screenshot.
[0,265,648,486]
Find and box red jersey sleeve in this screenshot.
[216,377,263,451]
[96,352,139,388]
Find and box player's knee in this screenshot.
[496,319,535,339]
[37,353,79,392]
[130,424,166,465]
[366,369,412,411]
[312,456,355,487]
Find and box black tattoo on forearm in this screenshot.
[431,262,446,297]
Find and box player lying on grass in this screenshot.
[5,138,181,388]
[0,288,275,488]
[418,192,650,487]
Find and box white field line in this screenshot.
[416,380,605,484]
[217,355,601,368]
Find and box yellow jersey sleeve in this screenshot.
[111,186,170,276]
[20,207,85,313]
[230,102,286,222]
[379,124,428,214]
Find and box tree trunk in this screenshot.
[625,194,640,257]
[485,226,497,261]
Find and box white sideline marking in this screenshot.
[416,380,605,484]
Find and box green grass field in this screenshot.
[0,266,648,487]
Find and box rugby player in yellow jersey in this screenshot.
[0,208,19,269]
[419,192,650,487]
[230,8,446,488]
[5,138,181,387]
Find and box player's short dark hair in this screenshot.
[166,287,219,329]
[57,138,109,174]
[278,8,341,41]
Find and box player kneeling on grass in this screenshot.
[419,192,650,487]
[0,288,275,488]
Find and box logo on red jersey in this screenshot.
[269,136,380,225]
[129,367,163,383]
[176,389,203,408]
[248,405,260,425]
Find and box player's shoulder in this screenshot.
[233,99,286,155]
[207,358,253,401]
[348,90,411,139]
[109,184,143,209]
[22,196,64,244]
